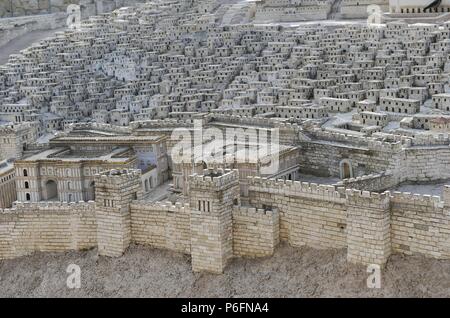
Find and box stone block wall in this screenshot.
[298,140,399,178]
[401,146,450,182]
[248,178,348,250]
[334,170,398,192]
[346,190,392,266]
[1,168,450,272]
[0,13,67,48]
[247,176,450,266]
[232,206,279,257]
[95,169,143,257]
[188,169,240,273]
[190,210,232,273]
[0,201,96,259]
[130,201,191,254]
[0,0,147,18]
[391,190,450,259]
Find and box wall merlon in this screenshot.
[391,191,443,208]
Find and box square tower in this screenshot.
[95,169,143,257]
[189,169,240,273]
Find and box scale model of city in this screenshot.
[1,0,450,286]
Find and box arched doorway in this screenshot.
[87,181,95,201]
[45,180,58,201]
[339,160,353,179]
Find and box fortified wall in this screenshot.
[0,13,66,48]
[300,128,450,186]
[0,0,148,48]
[0,0,146,19]
[1,168,450,273]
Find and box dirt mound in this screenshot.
[1,243,449,297]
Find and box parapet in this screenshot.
[0,201,95,215]
[95,169,142,186]
[209,113,280,128]
[131,200,190,214]
[131,118,198,130]
[334,170,398,192]
[0,122,35,134]
[391,191,443,209]
[307,128,404,152]
[409,133,450,147]
[64,122,133,135]
[189,168,239,190]
[247,176,346,203]
[232,205,278,219]
[345,189,391,209]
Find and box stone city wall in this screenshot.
[0,13,66,47]
[232,206,279,258]
[334,170,398,192]
[300,130,450,184]
[0,0,145,18]
[298,139,399,178]
[0,201,96,259]
[247,177,348,249]
[0,0,147,49]
[1,170,450,272]
[400,146,450,182]
[130,201,191,254]
[246,177,450,266]
[391,190,450,259]
[254,4,331,22]
[340,0,389,19]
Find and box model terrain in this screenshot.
[1,0,450,297]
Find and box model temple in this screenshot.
[2,0,450,276]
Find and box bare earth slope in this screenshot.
[1,244,450,298]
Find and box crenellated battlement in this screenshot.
[95,169,142,186]
[65,122,133,134]
[391,191,443,208]
[308,128,404,152]
[131,118,198,130]
[189,168,239,190]
[131,200,190,213]
[0,122,35,134]
[0,201,95,214]
[408,133,450,147]
[247,176,345,202]
[209,113,298,129]
[334,170,398,192]
[345,189,391,209]
[232,205,278,218]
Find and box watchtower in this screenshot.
[189,168,240,273]
[95,169,143,257]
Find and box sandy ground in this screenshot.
[1,243,450,298]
